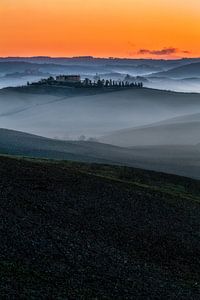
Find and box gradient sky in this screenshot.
[0,0,199,58]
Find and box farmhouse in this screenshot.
[29,75,144,89]
[56,75,81,83]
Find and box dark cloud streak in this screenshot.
[138,47,190,56]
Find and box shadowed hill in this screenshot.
[0,128,132,163]
[0,156,200,298]
[0,128,200,179]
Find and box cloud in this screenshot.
[138,47,190,56]
[182,50,190,54]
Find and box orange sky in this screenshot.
[0,0,199,58]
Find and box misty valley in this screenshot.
[0,57,200,179]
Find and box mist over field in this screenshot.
[0,56,200,179]
[1,87,200,139]
[1,56,200,91]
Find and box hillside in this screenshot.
[151,62,200,79]
[144,76,200,93]
[100,119,200,147]
[154,112,200,125]
[0,61,108,75]
[1,87,200,139]
[0,128,200,179]
[0,128,128,163]
[99,112,200,178]
[0,155,200,298]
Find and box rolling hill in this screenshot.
[0,128,129,163]
[100,111,200,147]
[0,155,200,298]
[0,128,200,179]
[1,87,200,139]
[151,62,200,79]
[144,77,200,93]
[0,61,108,76]
[100,119,200,147]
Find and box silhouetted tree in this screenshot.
[105,80,109,87]
[83,78,90,87]
[97,79,103,88]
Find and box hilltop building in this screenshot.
[56,75,81,83]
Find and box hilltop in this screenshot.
[0,155,200,298]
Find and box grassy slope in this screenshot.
[0,155,200,299]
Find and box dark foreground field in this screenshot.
[0,156,200,299]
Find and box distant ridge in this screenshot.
[150,62,200,79]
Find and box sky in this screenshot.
[0,0,199,58]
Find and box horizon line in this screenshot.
[1,55,200,61]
